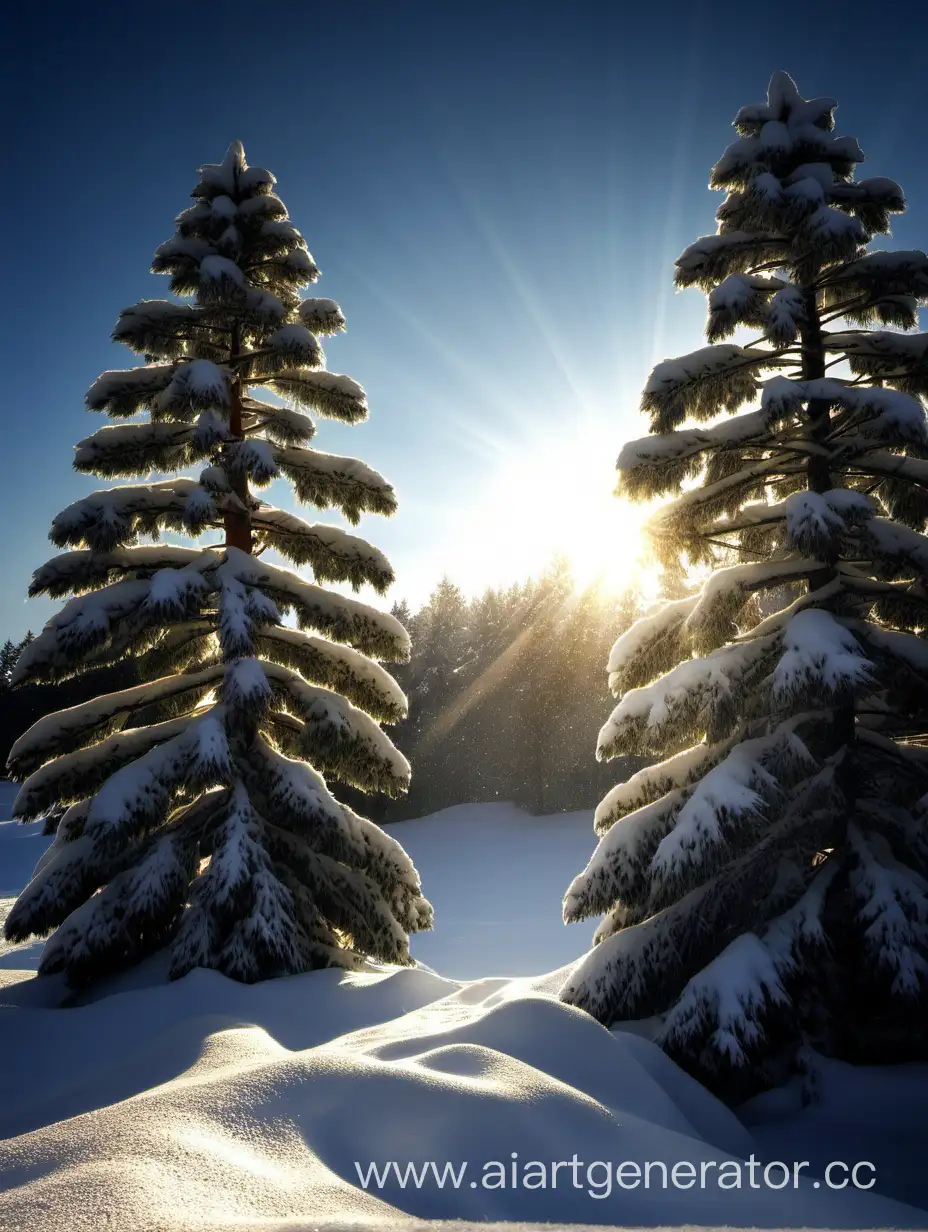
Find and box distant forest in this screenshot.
[0,561,648,822]
[379,560,647,820]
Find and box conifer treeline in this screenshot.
[371,561,646,822]
[1,635,35,692]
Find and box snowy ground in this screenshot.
[1,788,927,1230]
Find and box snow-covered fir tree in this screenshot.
[5,143,432,984]
[562,73,928,1096]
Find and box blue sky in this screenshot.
[2,0,926,640]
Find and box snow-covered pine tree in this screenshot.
[562,73,928,1096]
[0,638,22,691]
[5,142,432,985]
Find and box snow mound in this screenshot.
[3,966,922,1230]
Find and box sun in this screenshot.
[451,422,661,600]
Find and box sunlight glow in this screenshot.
[449,422,661,600]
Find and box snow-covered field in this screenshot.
[1,787,926,1230]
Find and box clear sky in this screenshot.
[2,0,926,640]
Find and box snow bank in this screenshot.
[0,802,926,1229]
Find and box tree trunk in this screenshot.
[224,325,252,554]
[800,288,832,497]
[800,287,855,835]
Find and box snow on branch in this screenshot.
[34,801,91,875]
[50,480,206,552]
[244,505,389,591]
[249,247,320,291]
[82,711,231,847]
[606,595,698,695]
[764,284,808,345]
[274,446,397,523]
[242,396,316,444]
[231,190,285,222]
[85,364,175,417]
[684,557,828,653]
[196,144,274,199]
[706,274,783,342]
[657,933,790,1072]
[238,737,368,867]
[221,658,274,728]
[347,806,433,932]
[298,298,346,336]
[3,832,118,944]
[835,386,927,446]
[825,330,928,396]
[838,450,928,532]
[710,112,863,195]
[15,558,218,685]
[111,300,226,361]
[598,634,778,760]
[742,576,843,643]
[257,218,307,255]
[238,287,289,328]
[564,790,683,923]
[263,663,410,796]
[733,72,835,138]
[251,506,394,592]
[783,489,874,556]
[793,204,867,264]
[675,233,788,292]
[848,826,928,997]
[222,548,409,661]
[15,580,160,685]
[268,370,368,423]
[571,721,820,923]
[254,625,406,723]
[763,857,838,968]
[854,622,928,676]
[261,324,323,371]
[226,439,279,488]
[197,255,247,300]
[74,422,206,479]
[561,767,840,1024]
[267,826,411,964]
[8,661,226,776]
[772,608,872,706]
[12,716,196,819]
[617,409,775,501]
[649,721,818,907]
[172,787,287,980]
[863,517,928,579]
[714,174,784,235]
[840,294,921,333]
[150,236,216,290]
[756,378,927,448]
[38,831,194,983]
[700,490,840,542]
[27,545,208,600]
[820,249,928,301]
[594,740,729,834]
[642,345,777,432]
[154,359,232,418]
[647,452,801,546]
[216,561,277,660]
